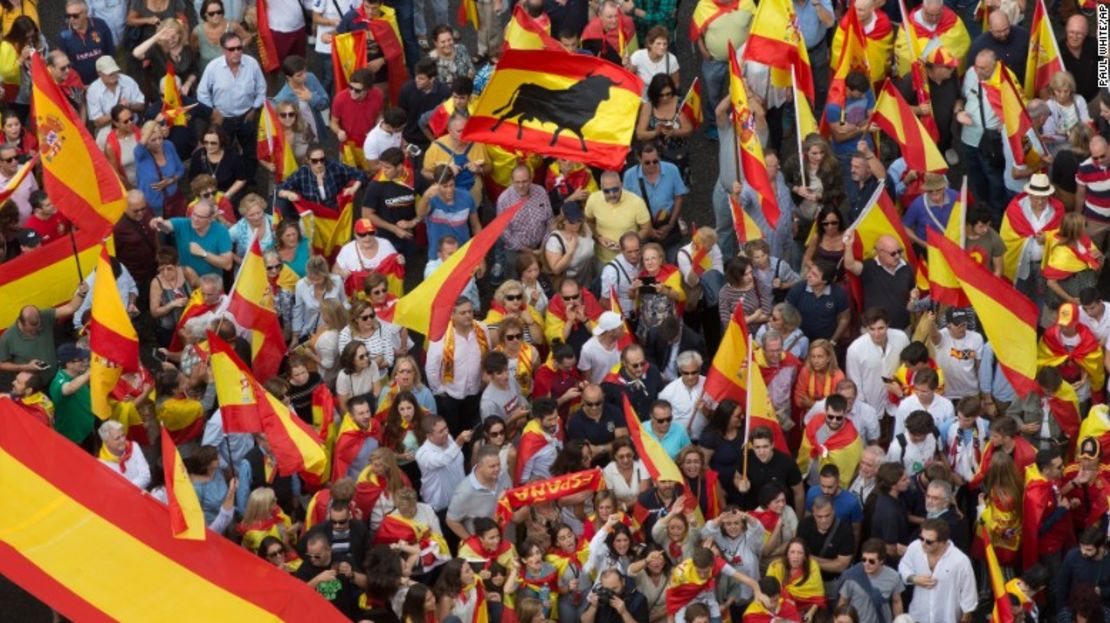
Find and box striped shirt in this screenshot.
[1076,158,1110,222]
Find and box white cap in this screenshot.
[593,311,624,336]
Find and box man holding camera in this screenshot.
[582,568,649,623]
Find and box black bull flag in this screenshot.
[461,49,644,170]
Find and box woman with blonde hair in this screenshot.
[135,119,186,217]
[132,17,196,105]
[496,316,540,397]
[269,99,315,165]
[793,339,844,412]
[1043,71,1091,155]
[227,192,273,261]
[1043,212,1101,312]
[293,255,346,342]
[356,447,410,529]
[377,353,437,415]
[485,279,545,347]
[238,487,296,553]
[784,134,845,229]
[310,299,347,384]
[756,302,809,359]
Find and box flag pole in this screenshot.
[742,333,753,480]
[791,67,806,187]
[67,228,84,283]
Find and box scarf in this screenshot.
[501,342,536,396]
[443,324,488,384]
[98,441,133,474]
[805,369,836,402]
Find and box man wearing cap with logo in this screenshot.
[49,343,96,453]
[85,55,145,132]
[929,308,983,401]
[1001,173,1063,299]
[1039,302,1105,406]
[901,172,957,250]
[578,311,626,386]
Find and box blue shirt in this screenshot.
[902,189,958,241]
[805,485,864,523]
[978,342,1016,403]
[646,422,692,459]
[785,282,850,341]
[134,143,185,216]
[793,0,834,48]
[426,193,477,260]
[622,162,689,223]
[824,92,876,155]
[197,55,267,117]
[58,19,115,85]
[169,217,232,277]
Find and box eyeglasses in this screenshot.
[265,264,282,271]
[562,293,581,301]
[826,414,845,422]
[309,157,326,164]
[584,400,603,408]
[0,155,17,163]
[200,190,215,198]
[625,361,644,369]
[118,117,133,125]
[356,353,369,360]
[641,159,659,165]
[279,112,296,118]
[207,10,224,16]
[504,293,523,302]
[602,187,621,195]
[503,333,522,341]
[884,248,904,257]
[224,45,243,52]
[654,417,673,424]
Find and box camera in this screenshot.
[405,143,422,158]
[593,585,615,604]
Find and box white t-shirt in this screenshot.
[892,393,956,438]
[267,0,307,32]
[334,238,399,273]
[886,433,939,475]
[934,329,983,399]
[1080,302,1110,345]
[628,50,679,97]
[363,123,403,161]
[311,0,359,53]
[578,337,621,385]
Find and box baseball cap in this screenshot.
[354,218,376,235]
[56,342,89,363]
[1057,302,1079,329]
[947,308,973,326]
[562,201,583,223]
[95,56,121,75]
[593,311,624,336]
[17,229,40,248]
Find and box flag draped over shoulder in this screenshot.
[932,232,1038,395]
[495,468,606,523]
[31,52,126,235]
[831,9,893,87]
[161,427,205,540]
[680,77,703,127]
[982,62,1037,166]
[89,245,140,422]
[728,42,780,229]
[871,80,947,173]
[503,5,562,52]
[665,557,725,615]
[257,101,299,182]
[1024,0,1062,99]
[393,200,525,341]
[0,397,348,622]
[514,419,551,486]
[621,394,684,483]
[161,62,187,127]
[797,417,863,488]
[0,228,105,329]
[461,49,643,171]
[742,0,814,102]
[1000,195,1063,283]
[927,177,969,306]
[826,6,871,117]
[222,236,288,382]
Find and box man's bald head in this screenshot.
[974,49,997,79]
[1090,136,1108,161]
[988,10,1011,40]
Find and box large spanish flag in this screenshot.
[797,415,863,488]
[926,177,969,306]
[89,244,139,422]
[831,8,893,87]
[161,426,205,540]
[0,228,105,330]
[621,394,684,484]
[257,101,299,183]
[1024,0,1063,99]
[209,334,328,486]
[742,0,814,102]
[0,397,348,622]
[983,524,1016,623]
[932,231,1038,396]
[871,79,946,173]
[31,52,126,235]
[503,5,562,52]
[222,236,288,382]
[161,62,187,127]
[294,194,354,262]
[728,42,780,229]
[393,199,525,341]
[982,61,1037,166]
[848,182,924,287]
[826,6,871,119]
[461,48,643,171]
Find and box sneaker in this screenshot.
[945,148,960,166]
[705,126,719,141]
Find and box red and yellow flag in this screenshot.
[665,557,725,615]
[161,61,187,127]
[797,416,864,488]
[826,5,871,118]
[0,228,104,330]
[457,0,479,28]
[89,245,139,422]
[871,79,947,173]
[831,7,893,87]
[31,52,126,235]
[926,177,969,306]
[729,193,763,244]
[893,0,971,74]
[622,394,684,484]
[728,42,780,229]
[393,200,525,341]
[1000,195,1063,283]
[0,397,348,622]
[514,418,551,486]
[932,231,1038,396]
[1024,0,1063,99]
[161,426,205,540]
[793,68,819,141]
[461,48,643,171]
[294,193,355,262]
[223,236,288,382]
[607,289,636,350]
[848,183,922,279]
[495,468,605,523]
[983,524,1016,623]
[331,31,368,95]
[982,61,1037,166]
[742,0,814,102]
[255,0,281,72]
[680,77,704,127]
[257,101,299,183]
[689,0,751,42]
[503,4,562,52]
[896,0,939,142]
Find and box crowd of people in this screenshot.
[0,0,1109,621]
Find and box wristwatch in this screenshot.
[202,250,209,259]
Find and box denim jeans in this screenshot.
[701,58,728,129]
[963,140,1007,220]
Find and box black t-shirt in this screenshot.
[797,515,856,581]
[734,448,802,511]
[860,261,914,330]
[868,494,909,548]
[566,407,623,446]
[295,560,361,620]
[398,80,451,146]
[361,176,429,243]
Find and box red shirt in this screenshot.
[24,212,69,243]
[331,88,384,147]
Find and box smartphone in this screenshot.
[639,275,657,294]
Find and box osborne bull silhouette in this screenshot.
[489,73,619,152]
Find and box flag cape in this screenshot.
[1038,324,1106,396]
[982,62,1037,166]
[871,79,947,173]
[689,0,748,41]
[665,557,725,615]
[999,194,1063,283]
[1024,0,1063,99]
[893,5,971,74]
[729,193,763,244]
[982,524,1016,623]
[742,0,814,102]
[161,62,187,127]
[373,513,450,568]
[769,557,827,608]
[257,101,299,183]
[393,200,525,341]
[1042,230,1101,280]
[460,49,643,171]
[933,233,1038,395]
[31,52,126,235]
[495,468,605,523]
[1022,463,1058,571]
[831,10,893,87]
[543,288,604,344]
[1063,461,1110,526]
[680,77,704,127]
[364,15,408,105]
[0,397,348,622]
[209,334,328,484]
[797,417,863,489]
[168,288,218,352]
[513,419,552,486]
[545,540,590,579]
[330,414,381,481]
[160,427,205,540]
[622,394,684,483]
[743,599,801,623]
[89,245,140,422]
[926,178,969,306]
[728,42,780,229]
[254,0,281,72]
[222,236,288,382]
[331,30,368,95]
[503,5,562,52]
[826,6,871,117]
[1047,381,1082,442]
[459,536,516,569]
[293,193,355,262]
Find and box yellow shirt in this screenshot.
[703,0,756,61]
[584,190,650,263]
[422,141,489,176]
[0,0,36,36]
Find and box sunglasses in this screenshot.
[641,159,659,165]
[922,538,937,545]
[356,353,369,360]
[200,190,215,198]
[602,187,621,195]
[359,313,375,321]
[207,10,224,16]
[654,417,673,424]
[355,231,373,238]
[66,13,82,19]
[504,293,523,302]
[279,112,296,118]
[266,549,284,558]
[826,414,845,422]
[503,333,522,341]
[862,557,879,564]
[265,264,282,271]
[350,86,366,94]
[680,370,699,376]
[118,117,133,125]
[488,429,505,438]
[584,400,603,408]
[626,361,644,369]
[224,45,243,52]
[562,293,581,301]
[309,157,326,164]
[0,155,18,163]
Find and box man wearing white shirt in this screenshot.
[96,420,150,489]
[362,108,406,175]
[658,351,708,440]
[898,519,977,623]
[804,379,881,445]
[85,56,145,131]
[893,369,955,438]
[425,298,488,435]
[846,308,910,417]
[415,414,471,514]
[929,309,984,400]
[1079,287,1110,345]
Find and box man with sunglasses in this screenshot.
[197,32,267,180]
[46,51,85,119]
[151,202,233,278]
[898,518,976,623]
[0,145,37,222]
[57,0,114,86]
[643,400,689,460]
[602,344,664,423]
[329,68,385,168]
[798,395,863,490]
[586,170,651,264]
[566,383,625,463]
[838,538,904,623]
[1076,136,1110,251]
[302,501,370,582]
[844,233,915,331]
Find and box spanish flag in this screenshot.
[1038,310,1106,399]
[0,397,349,622]
[222,236,288,382]
[427,97,479,138]
[293,193,354,262]
[689,0,752,43]
[257,101,299,183]
[331,31,368,95]
[689,238,714,277]
[826,5,871,120]
[848,182,926,290]
[89,245,139,422]
[932,231,1038,396]
[896,0,940,141]
[495,468,605,524]
[543,288,604,345]
[792,68,819,141]
[330,413,382,482]
[893,1,971,74]
[457,0,479,29]
[728,42,780,229]
[255,0,281,72]
[514,418,552,486]
[0,153,37,205]
[983,525,1017,623]
[831,6,893,87]
[503,4,562,52]
[729,192,763,244]
[797,414,863,489]
[376,253,406,298]
[679,77,703,127]
[210,333,328,487]
[926,176,970,307]
[161,62,187,127]
[871,79,947,173]
[1024,0,1063,99]
[393,199,525,341]
[0,228,103,334]
[31,52,126,235]
[745,332,789,453]
[665,557,724,615]
[622,394,684,484]
[167,288,219,353]
[742,0,814,103]
[743,598,801,623]
[373,513,450,569]
[460,48,643,171]
[1000,194,1064,283]
[161,426,205,540]
[982,61,1037,167]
